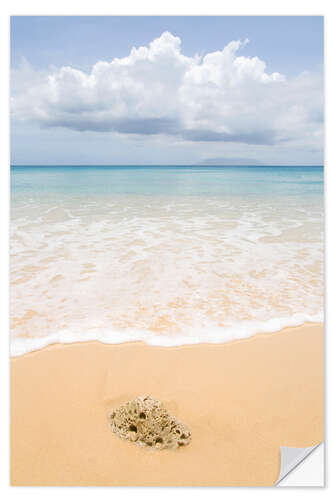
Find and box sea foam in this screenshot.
[10,312,323,357]
[11,168,324,357]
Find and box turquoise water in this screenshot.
[10,165,324,356]
[11,165,323,198]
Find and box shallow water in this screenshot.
[10,166,324,355]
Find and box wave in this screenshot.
[11,189,324,358]
[11,312,323,357]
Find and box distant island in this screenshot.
[197,157,263,166]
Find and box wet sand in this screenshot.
[11,323,324,486]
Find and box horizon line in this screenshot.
[11,164,324,167]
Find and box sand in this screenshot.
[11,323,324,486]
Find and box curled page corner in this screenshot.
[275,442,322,485]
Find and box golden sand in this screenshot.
[11,323,324,486]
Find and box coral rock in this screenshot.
[107,395,191,449]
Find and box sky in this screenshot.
[10,16,324,165]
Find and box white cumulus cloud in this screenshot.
[11,31,323,147]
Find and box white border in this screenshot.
[1,2,331,498]
[2,0,331,15]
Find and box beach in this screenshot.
[10,13,325,488]
[11,322,323,486]
[10,165,324,485]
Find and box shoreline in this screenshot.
[10,319,324,358]
[11,323,324,486]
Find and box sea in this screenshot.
[10,165,324,356]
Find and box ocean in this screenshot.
[10,165,324,356]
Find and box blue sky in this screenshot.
[11,16,324,165]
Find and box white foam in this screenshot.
[11,194,324,357]
[11,312,323,357]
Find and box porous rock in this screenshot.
[107,395,191,449]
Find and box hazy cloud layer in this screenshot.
[11,32,323,148]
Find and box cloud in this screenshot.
[181,128,277,145]
[11,32,323,148]
[42,116,180,134]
